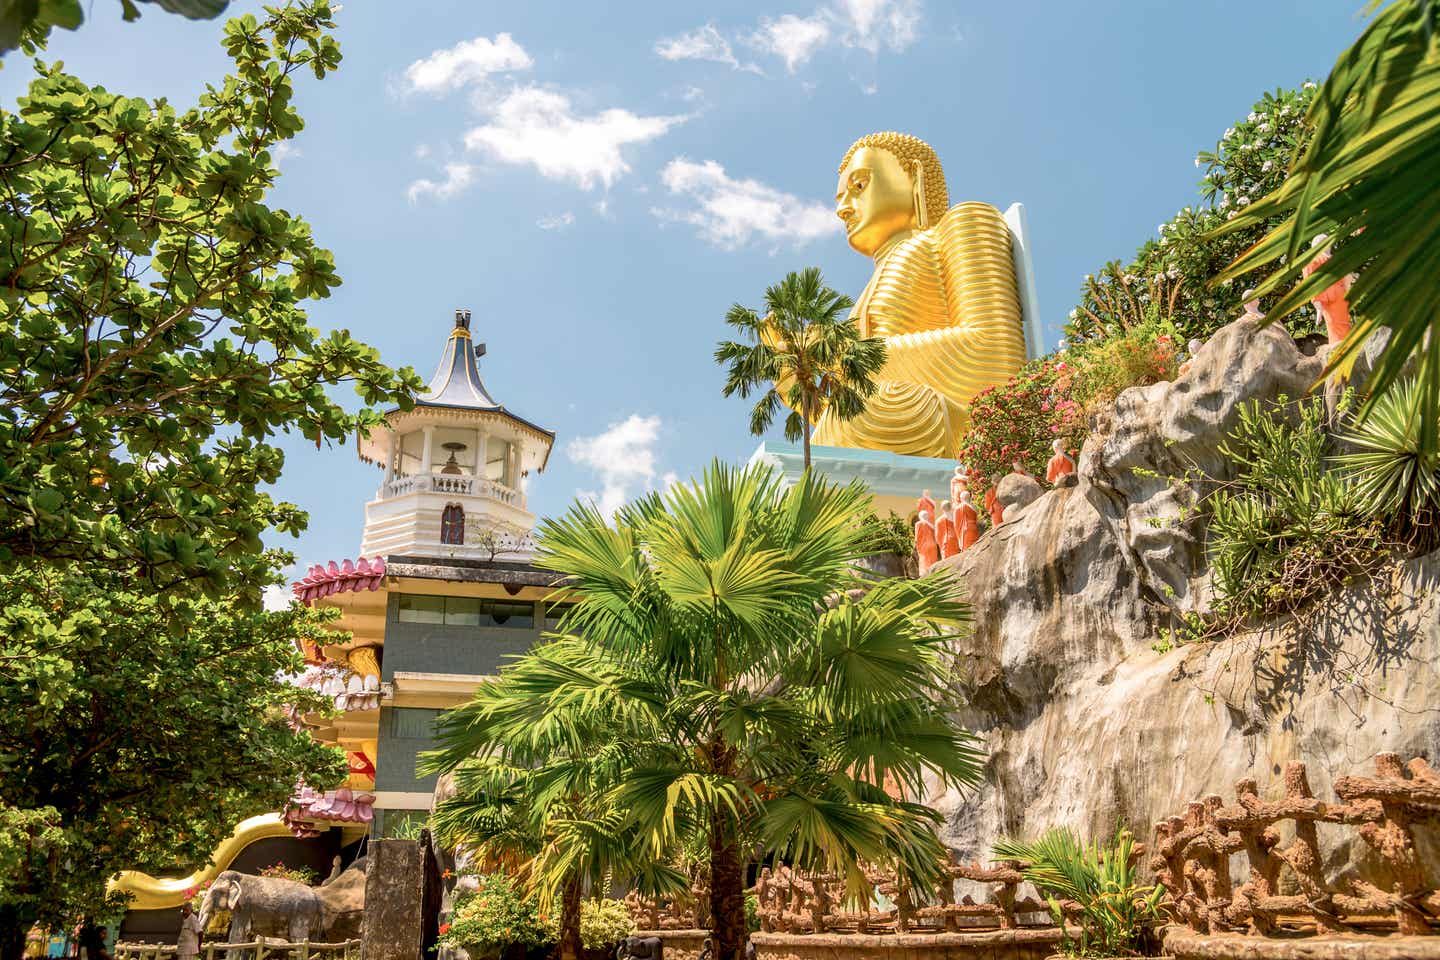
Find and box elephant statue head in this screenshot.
[199,873,244,932]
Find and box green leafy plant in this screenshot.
[860,512,915,562]
[1207,395,1385,622]
[258,862,319,886]
[1067,83,1317,348]
[438,873,556,953]
[1335,378,1440,545]
[1216,0,1440,453]
[992,827,1165,958]
[577,898,635,951]
[717,267,887,470]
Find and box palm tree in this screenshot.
[515,460,985,960]
[1215,0,1440,450]
[716,267,887,471]
[422,653,689,960]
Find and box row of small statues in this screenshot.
[913,446,1076,573]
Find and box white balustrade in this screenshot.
[380,473,523,508]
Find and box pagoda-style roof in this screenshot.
[360,309,555,472]
[418,310,501,410]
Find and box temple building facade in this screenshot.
[290,308,562,838]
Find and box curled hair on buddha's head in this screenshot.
[839,131,948,228]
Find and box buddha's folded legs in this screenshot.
[812,380,965,458]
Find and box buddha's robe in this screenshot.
[812,201,1026,458]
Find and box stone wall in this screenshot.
[929,318,1440,885]
[750,930,1062,960]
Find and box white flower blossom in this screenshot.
[1224,127,1235,138]
[1247,112,1258,123]
[1194,156,1203,168]
[1158,223,1167,233]
[1258,123,1271,134]
[1227,210,1237,220]
[1236,196,1250,206]
[1262,160,1274,172]
[1068,308,1078,320]
[1303,81,1316,90]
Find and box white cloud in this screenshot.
[749,14,831,72]
[401,33,532,96]
[659,2,922,82]
[463,87,685,190]
[270,141,302,163]
[653,158,837,249]
[262,583,292,611]
[406,162,475,204]
[836,0,921,53]
[655,23,758,72]
[537,211,575,230]
[568,414,665,520]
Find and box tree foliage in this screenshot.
[0,2,414,947]
[1065,84,1316,348]
[1,0,229,58]
[0,563,346,941]
[716,267,886,469]
[0,0,419,603]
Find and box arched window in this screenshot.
[440,503,465,545]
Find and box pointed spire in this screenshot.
[418,308,499,410]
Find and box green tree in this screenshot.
[423,654,688,960]
[0,563,346,956]
[717,267,886,471]
[0,3,416,951]
[441,462,983,960]
[0,0,419,604]
[1,0,229,58]
[1216,0,1440,452]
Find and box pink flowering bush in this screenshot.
[960,326,1179,483]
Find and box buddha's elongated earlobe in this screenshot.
[912,161,929,229]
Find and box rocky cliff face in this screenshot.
[931,317,1440,880]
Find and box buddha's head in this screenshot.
[835,132,949,256]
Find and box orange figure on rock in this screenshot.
[1046,439,1075,485]
[936,500,960,560]
[956,490,980,550]
[1302,235,1355,344]
[985,474,1004,528]
[914,509,939,574]
[949,466,968,507]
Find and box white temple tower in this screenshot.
[356,309,554,559]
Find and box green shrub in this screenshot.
[992,827,1165,958]
[1335,378,1440,547]
[439,873,555,952]
[1207,395,1385,621]
[257,862,318,886]
[579,898,635,951]
[860,512,915,558]
[1066,84,1317,349]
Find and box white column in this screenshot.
[420,425,435,476]
[474,429,487,479]
[506,443,517,488]
[382,430,396,485]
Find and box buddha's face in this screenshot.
[835,146,918,256]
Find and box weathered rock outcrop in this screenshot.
[931,318,1440,881]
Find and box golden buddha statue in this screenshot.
[811,132,1027,458]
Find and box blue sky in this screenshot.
[2,0,1369,569]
